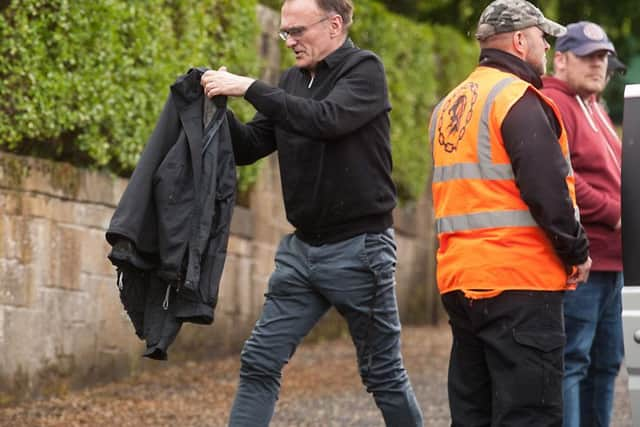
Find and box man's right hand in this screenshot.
[200,67,255,99]
[567,256,592,285]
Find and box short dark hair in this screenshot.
[284,0,354,29]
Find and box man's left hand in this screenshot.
[201,66,255,98]
[567,256,592,285]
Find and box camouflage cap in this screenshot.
[475,0,566,41]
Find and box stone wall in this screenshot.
[0,6,440,402]
[0,147,439,402]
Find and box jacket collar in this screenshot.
[298,37,356,77]
[169,68,228,195]
[541,75,598,103]
[323,37,356,69]
[478,48,543,89]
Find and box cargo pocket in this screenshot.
[512,330,565,406]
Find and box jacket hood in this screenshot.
[541,75,577,97]
[542,75,601,132]
[542,75,600,104]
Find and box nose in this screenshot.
[286,37,297,48]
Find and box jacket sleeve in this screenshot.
[573,171,620,228]
[501,89,589,267]
[243,57,390,140]
[226,109,277,166]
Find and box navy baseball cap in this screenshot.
[555,21,615,56]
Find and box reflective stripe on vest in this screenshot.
[435,210,537,234]
[431,76,538,233]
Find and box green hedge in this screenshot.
[0,0,477,202]
[0,0,261,192]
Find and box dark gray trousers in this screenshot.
[228,229,423,426]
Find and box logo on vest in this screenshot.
[438,82,478,153]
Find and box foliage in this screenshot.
[259,0,281,10]
[378,0,640,47]
[0,0,478,203]
[376,0,640,123]
[538,0,640,123]
[0,0,261,192]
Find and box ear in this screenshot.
[553,51,566,73]
[329,14,343,38]
[513,31,527,55]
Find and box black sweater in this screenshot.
[228,39,396,245]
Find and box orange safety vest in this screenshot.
[429,66,577,298]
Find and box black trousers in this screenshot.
[441,290,565,427]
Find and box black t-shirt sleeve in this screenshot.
[501,89,589,267]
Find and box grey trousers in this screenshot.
[228,229,424,426]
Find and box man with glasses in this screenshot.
[201,0,424,426]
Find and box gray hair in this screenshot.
[284,0,354,29]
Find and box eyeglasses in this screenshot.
[278,16,331,41]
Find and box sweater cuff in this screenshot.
[565,224,590,267]
[244,80,280,118]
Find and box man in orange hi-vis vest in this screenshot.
[429,0,592,425]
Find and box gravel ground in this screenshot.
[0,325,632,426]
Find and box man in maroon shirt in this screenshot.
[542,21,623,427]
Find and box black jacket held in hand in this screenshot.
[105,68,236,360]
[228,39,396,245]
